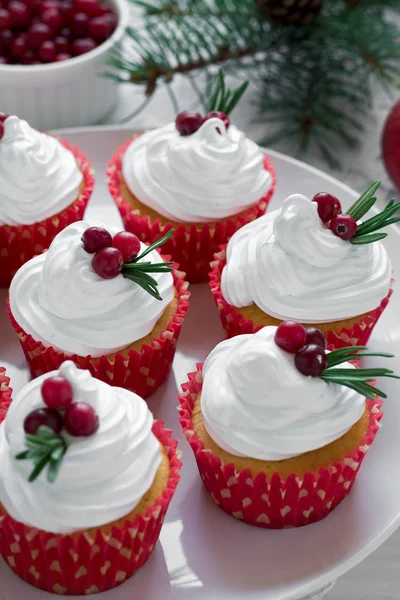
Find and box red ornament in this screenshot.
[274,321,306,354]
[382,100,400,190]
[42,376,73,410]
[64,402,99,437]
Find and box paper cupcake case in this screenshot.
[0,420,181,595]
[179,365,382,529]
[106,138,276,283]
[0,140,94,288]
[7,268,190,399]
[209,247,393,350]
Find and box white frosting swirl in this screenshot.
[0,116,83,226]
[122,119,272,223]
[0,362,162,533]
[9,221,174,357]
[201,327,366,460]
[221,194,392,322]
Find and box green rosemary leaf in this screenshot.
[37,425,58,439]
[355,202,400,236]
[350,232,388,245]
[208,71,223,112]
[123,272,162,300]
[320,376,383,400]
[47,457,64,484]
[224,81,249,114]
[323,368,395,377]
[326,352,395,368]
[132,229,174,262]
[28,452,52,482]
[15,450,30,460]
[347,181,380,220]
[51,445,66,461]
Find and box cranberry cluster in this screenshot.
[313,192,357,241]
[0,111,8,139]
[24,375,99,437]
[0,0,117,65]
[274,321,328,377]
[175,109,230,137]
[82,226,141,279]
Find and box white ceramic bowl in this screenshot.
[0,0,129,131]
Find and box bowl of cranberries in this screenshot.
[0,0,129,130]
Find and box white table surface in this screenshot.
[63,68,400,599]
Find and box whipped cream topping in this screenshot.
[122,119,272,223]
[9,221,174,357]
[221,194,392,322]
[201,327,366,461]
[0,362,162,533]
[0,116,83,226]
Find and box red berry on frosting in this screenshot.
[304,327,326,349]
[274,321,306,354]
[92,247,123,279]
[81,226,112,253]
[24,407,64,435]
[64,402,99,437]
[313,192,342,223]
[203,110,230,131]
[294,344,327,377]
[0,113,9,124]
[330,213,357,241]
[175,111,203,136]
[112,231,141,263]
[42,376,73,410]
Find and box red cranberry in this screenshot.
[70,11,88,36]
[64,402,99,437]
[0,29,12,51]
[330,213,357,241]
[274,321,306,354]
[112,231,141,263]
[294,344,327,377]
[24,407,64,435]
[75,0,101,17]
[81,226,112,253]
[72,36,95,55]
[59,1,73,22]
[0,112,9,122]
[54,34,69,52]
[11,34,26,57]
[0,123,4,140]
[41,8,62,32]
[175,111,203,136]
[203,110,230,131]
[87,15,110,41]
[42,375,73,409]
[102,11,116,31]
[59,25,71,38]
[26,22,51,48]
[0,57,6,64]
[9,0,31,28]
[0,8,11,29]
[92,247,123,279]
[304,327,326,349]
[312,192,342,223]
[55,51,70,60]
[38,38,55,61]
[40,0,59,11]
[20,48,35,63]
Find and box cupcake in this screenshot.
[0,361,181,594]
[0,114,94,287]
[8,221,190,398]
[179,323,397,528]
[210,181,395,349]
[107,73,276,282]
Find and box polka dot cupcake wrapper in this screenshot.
[106,137,276,283]
[0,420,181,595]
[7,267,190,399]
[0,140,94,289]
[178,365,382,529]
[209,247,393,350]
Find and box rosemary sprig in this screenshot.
[15,426,67,483]
[320,347,400,399]
[207,71,249,115]
[345,180,400,245]
[121,229,174,301]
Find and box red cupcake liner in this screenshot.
[7,267,190,399]
[0,420,181,595]
[0,139,94,288]
[106,137,276,283]
[178,364,382,529]
[0,368,12,425]
[209,247,393,350]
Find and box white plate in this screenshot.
[1,127,399,600]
